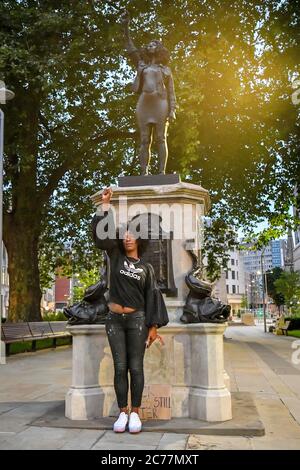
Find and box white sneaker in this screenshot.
[129,412,142,433]
[113,412,128,433]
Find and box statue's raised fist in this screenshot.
[120,10,130,25]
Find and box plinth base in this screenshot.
[65,322,232,423]
[189,387,232,421]
[65,387,104,421]
[35,393,264,436]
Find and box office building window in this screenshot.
[225,271,228,279]
[232,285,236,294]
[231,259,235,266]
[226,285,229,294]
[232,271,235,280]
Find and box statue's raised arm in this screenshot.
[121,10,141,68]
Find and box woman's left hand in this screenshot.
[146,326,165,348]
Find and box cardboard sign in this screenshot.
[138,384,171,420]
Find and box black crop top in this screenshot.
[91,207,169,329]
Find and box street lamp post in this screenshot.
[250,276,255,312]
[260,248,267,333]
[264,269,272,317]
[0,86,15,365]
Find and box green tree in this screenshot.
[1,1,133,321]
[1,0,299,320]
[266,267,285,308]
[274,271,300,314]
[72,268,101,304]
[241,294,248,309]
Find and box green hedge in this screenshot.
[285,317,300,330]
[9,337,71,355]
[43,311,66,321]
[288,330,300,338]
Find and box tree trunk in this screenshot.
[4,214,42,322]
[3,86,43,322]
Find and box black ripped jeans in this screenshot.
[105,310,149,408]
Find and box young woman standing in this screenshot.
[92,187,169,433]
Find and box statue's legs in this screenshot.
[155,121,169,174]
[139,124,153,175]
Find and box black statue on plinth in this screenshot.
[121,10,176,175]
[63,263,108,325]
[180,245,231,324]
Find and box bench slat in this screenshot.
[1,321,70,349]
[49,321,68,334]
[1,321,72,356]
[2,323,32,340]
[28,322,53,337]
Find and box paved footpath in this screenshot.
[0,325,300,450]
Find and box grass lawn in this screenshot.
[9,337,71,355]
[288,330,300,338]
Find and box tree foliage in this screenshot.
[72,267,100,304]
[241,294,248,309]
[274,271,300,314]
[266,267,285,307]
[1,0,300,318]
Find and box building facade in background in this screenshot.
[241,239,285,310]
[212,271,227,305]
[214,237,287,315]
[242,240,284,274]
[213,246,246,315]
[271,239,285,268]
[225,248,245,315]
[54,276,72,311]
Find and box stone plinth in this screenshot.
[65,322,232,422]
[84,179,232,422]
[65,325,105,420]
[118,174,180,187]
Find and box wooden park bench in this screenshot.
[1,321,71,356]
[279,320,291,336]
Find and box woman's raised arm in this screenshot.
[91,187,118,255]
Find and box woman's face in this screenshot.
[123,231,138,254]
[147,41,157,55]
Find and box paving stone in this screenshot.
[254,397,300,439]
[157,433,188,450]
[187,435,253,451]
[250,437,300,450]
[61,430,105,450]
[0,426,81,450]
[98,430,163,446]
[279,396,300,426]
[0,403,18,414]
[92,442,157,450]
[0,416,30,434]
[1,326,300,450]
